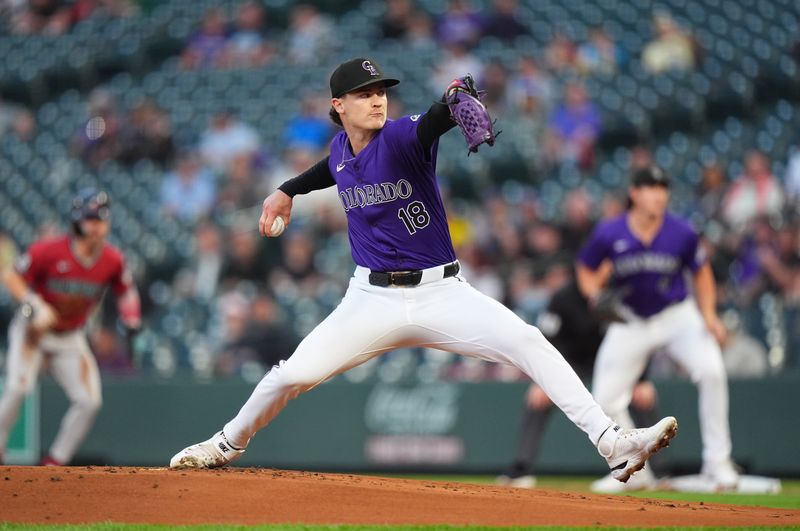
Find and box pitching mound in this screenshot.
[1,466,798,527]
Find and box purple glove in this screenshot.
[445,75,499,154]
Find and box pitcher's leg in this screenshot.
[223,282,407,448]
[0,318,43,452]
[46,334,102,464]
[414,280,613,444]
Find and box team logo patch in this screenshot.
[362,60,379,76]
[410,114,420,121]
[56,260,71,273]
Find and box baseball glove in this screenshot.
[444,75,499,154]
[590,288,627,325]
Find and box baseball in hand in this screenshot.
[268,216,286,237]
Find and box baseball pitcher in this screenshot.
[577,166,738,490]
[0,188,141,465]
[170,57,677,483]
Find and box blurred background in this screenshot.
[0,0,799,474]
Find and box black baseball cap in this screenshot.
[631,165,671,188]
[329,57,400,98]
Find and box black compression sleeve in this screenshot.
[417,101,455,152]
[277,156,335,197]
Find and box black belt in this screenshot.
[369,262,460,287]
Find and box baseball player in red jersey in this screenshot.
[0,188,141,465]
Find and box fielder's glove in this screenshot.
[444,75,500,154]
[590,289,627,325]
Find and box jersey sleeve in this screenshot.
[109,248,135,295]
[384,115,435,169]
[577,224,611,269]
[682,224,706,273]
[15,241,49,285]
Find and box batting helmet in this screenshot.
[71,188,111,235]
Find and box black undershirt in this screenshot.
[278,101,455,198]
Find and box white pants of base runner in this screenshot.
[0,315,102,464]
[591,298,732,469]
[224,265,615,450]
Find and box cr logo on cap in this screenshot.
[362,60,379,76]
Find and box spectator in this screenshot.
[117,98,175,166]
[216,152,270,215]
[629,143,654,172]
[544,30,579,75]
[173,221,225,301]
[380,0,415,40]
[508,55,554,117]
[160,151,217,221]
[220,228,269,287]
[696,162,729,223]
[0,96,36,142]
[199,109,261,173]
[577,27,626,75]
[69,0,138,24]
[268,146,342,219]
[282,93,333,151]
[559,187,596,257]
[642,12,697,74]
[478,60,511,117]
[71,88,126,169]
[220,0,277,69]
[722,150,784,230]
[285,3,338,65]
[10,0,72,35]
[181,7,229,70]
[785,143,800,206]
[434,0,484,48]
[482,0,529,43]
[431,42,484,93]
[405,10,436,50]
[543,81,601,171]
[270,228,321,294]
[216,291,300,378]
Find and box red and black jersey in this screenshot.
[15,236,133,332]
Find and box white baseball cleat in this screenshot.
[701,459,740,491]
[600,416,678,483]
[169,431,245,469]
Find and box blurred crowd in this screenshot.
[1,0,799,381]
[1,0,139,35]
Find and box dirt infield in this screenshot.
[1,466,799,527]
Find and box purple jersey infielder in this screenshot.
[170,58,677,481]
[577,165,738,491]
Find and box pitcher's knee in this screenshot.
[270,362,324,394]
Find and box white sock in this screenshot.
[597,424,621,457]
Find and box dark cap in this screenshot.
[631,165,671,188]
[329,57,400,98]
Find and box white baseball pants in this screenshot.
[0,315,102,464]
[591,298,732,468]
[224,265,615,449]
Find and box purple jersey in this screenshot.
[578,213,705,318]
[328,115,457,271]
